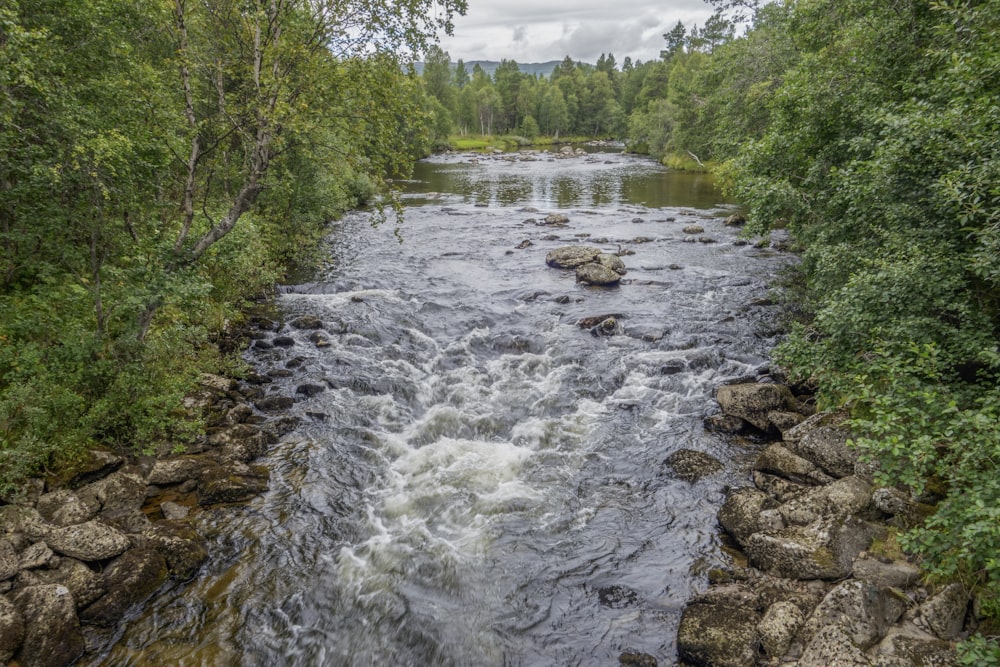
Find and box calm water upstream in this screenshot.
[97,148,791,666]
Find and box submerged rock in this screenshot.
[666,449,723,482]
[79,547,168,627]
[12,584,85,667]
[545,245,601,268]
[576,263,622,286]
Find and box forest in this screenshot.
[2,0,999,657]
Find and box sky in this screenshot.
[436,0,716,65]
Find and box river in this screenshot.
[96,147,790,666]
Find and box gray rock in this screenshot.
[0,595,24,663]
[208,423,273,462]
[752,471,810,504]
[754,444,835,486]
[783,411,844,444]
[79,547,168,627]
[199,373,236,393]
[0,506,51,541]
[198,463,269,506]
[35,490,99,527]
[147,455,215,486]
[787,425,858,478]
[872,487,912,516]
[768,410,805,435]
[873,625,958,667]
[543,213,570,225]
[18,542,54,570]
[290,315,324,329]
[677,598,761,667]
[716,383,798,431]
[718,487,778,547]
[136,522,208,580]
[682,224,704,234]
[77,471,147,516]
[704,413,745,434]
[914,583,967,641]
[665,449,723,482]
[46,521,130,561]
[778,476,873,526]
[799,580,907,650]
[746,518,883,581]
[619,650,657,666]
[11,584,84,667]
[255,396,294,412]
[0,541,18,582]
[576,262,623,286]
[30,558,104,609]
[724,214,746,227]
[594,253,627,275]
[160,501,190,521]
[545,246,601,268]
[798,625,873,667]
[759,600,805,658]
[851,556,920,589]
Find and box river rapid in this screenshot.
[99,148,792,666]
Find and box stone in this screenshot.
[914,583,967,641]
[35,490,99,527]
[255,396,294,412]
[18,542,54,570]
[136,522,208,581]
[199,373,236,394]
[545,246,601,269]
[198,464,269,506]
[619,650,657,666]
[798,625,872,667]
[778,476,873,526]
[768,410,805,434]
[543,213,570,225]
[44,449,123,490]
[147,455,215,486]
[79,547,168,627]
[677,598,761,667]
[724,213,747,227]
[0,541,18,582]
[77,471,147,516]
[576,262,623,286]
[704,413,745,434]
[759,600,805,658]
[787,425,858,478]
[746,518,882,581]
[873,625,958,667]
[682,224,704,234]
[11,584,85,667]
[665,449,723,482]
[46,521,130,561]
[594,252,627,275]
[208,423,273,462]
[716,383,798,431]
[30,558,104,609]
[290,315,324,329]
[755,444,836,486]
[718,487,778,547]
[799,580,907,650]
[296,383,326,397]
[160,501,190,521]
[851,556,920,589]
[0,595,24,663]
[752,471,810,504]
[0,506,52,541]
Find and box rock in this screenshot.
[77,471,147,516]
[44,449,123,490]
[597,585,639,608]
[745,518,882,580]
[160,501,190,521]
[543,213,570,225]
[716,383,798,431]
[799,580,907,650]
[0,594,24,663]
[198,463,269,506]
[873,626,958,666]
[768,410,805,435]
[545,246,601,269]
[594,252,627,275]
[296,383,326,397]
[46,521,130,562]
[851,556,921,589]
[724,213,747,227]
[783,410,844,444]
[147,455,215,486]
[308,331,330,347]
[798,625,873,667]
[30,558,104,609]
[79,547,168,627]
[18,542,54,570]
[778,476,873,526]
[136,522,208,580]
[698,235,717,244]
[11,584,84,667]
[577,314,626,328]
[515,239,533,249]
[35,490,99,527]
[677,598,761,667]
[871,488,911,516]
[665,449,723,482]
[208,423,273,462]
[199,373,236,394]
[752,471,810,504]
[704,413,745,434]
[576,262,623,286]
[754,444,836,486]
[290,315,323,329]
[589,316,621,336]
[914,583,967,641]
[0,541,19,582]
[787,425,858,478]
[682,224,704,234]
[0,506,52,541]
[255,396,294,412]
[759,600,805,658]
[619,650,657,666]
[719,487,778,547]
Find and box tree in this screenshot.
[661,21,687,59]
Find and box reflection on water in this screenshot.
[403,149,731,210]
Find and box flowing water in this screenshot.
[98,148,791,666]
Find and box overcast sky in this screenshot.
[436,0,716,65]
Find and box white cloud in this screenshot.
[437,0,714,63]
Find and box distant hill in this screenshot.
[412,60,574,79]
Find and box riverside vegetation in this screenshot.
[2,0,1000,663]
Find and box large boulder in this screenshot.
[778,476,873,526]
[0,540,18,582]
[30,558,105,609]
[798,580,907,650]
[147,455,216,486]
[594,253,627,275]
[913,583,967,641]
[46,520,130,561]
[76,470,146,516]
[745,518,883,581]
[665,449,723,482]
[11,585,85,667]
[545,246,601,269]
[35,490,99,527]
[718,487,778,547]
[787,425,858,478]
[197,463,269,505]
[137,522,209,580]
[758,600,805,659]
[208,423,273,462]
[716,383,798,431]
[797,625,872,667]
[677,594,761,667]
[78,546,168,627]
[754,444,835,486]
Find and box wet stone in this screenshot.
[597,585,639,609]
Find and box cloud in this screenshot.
[437,0,714,63]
